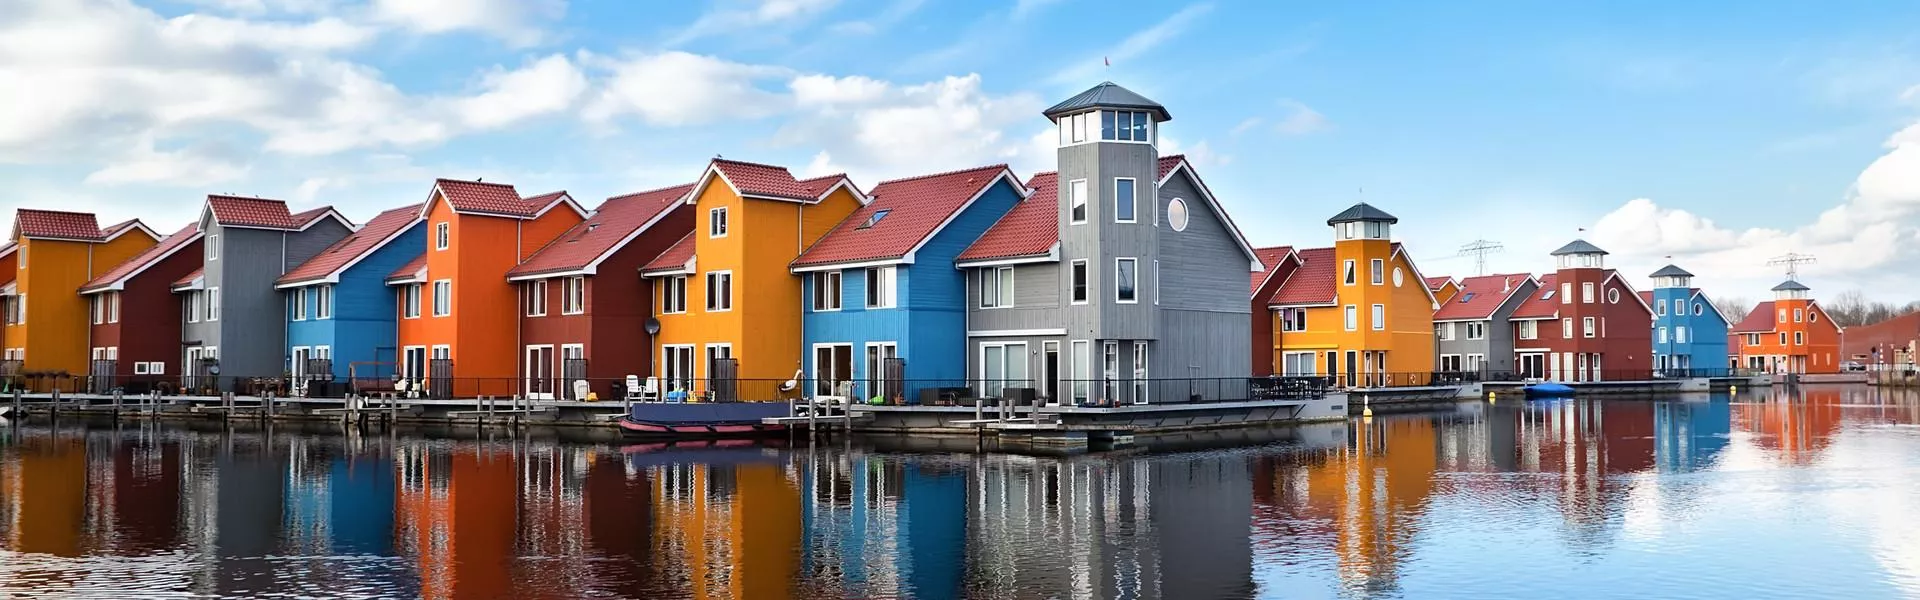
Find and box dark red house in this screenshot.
[1506,240,1653,382]
[77,222,203,392]
[1249,246,1301,376]
[506,183,695,400]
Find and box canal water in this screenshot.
[1,387,1918,600]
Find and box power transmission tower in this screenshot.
[1767,252,1817,280]
[1458,239,1504,276]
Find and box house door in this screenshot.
[813,344,852,398]
[1343,350,1358,388]
[403,347,426,384]
[525,346,554,400]
[428,347,452,399]
[661,346,695,395]
[1576,353,1589,382]
[1591,354,1603,382]
[1042,341,1060,405]
[291,347,309,391]
[1549,353,1562,381]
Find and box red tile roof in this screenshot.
[1510,273,1560,319]
[710,159,838,201]
[288,206,346,229]
[1268,247,1337,306]
[793,165,1013,269]
[641,233,697,274]
[81,223,199,293]
[278,204,422,287]
[386,254,427,283]
[1250,246,1296,295]
[1434,273,1533,321]
[1158,155,1180,179]
[1732,301,1779,333]
[15,209,103,241]
[98,219,142,239]
[206,195,301,229]
[510,184,693,279]
[434,178,532,216]
[957,172,1058,263]
[1638,291,1654,307]
[1425,276,1453,291]
[172,267,203,289]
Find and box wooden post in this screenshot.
[112,390,123,417]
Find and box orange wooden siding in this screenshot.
[1275,242,1437,378]
[9,232,156,376]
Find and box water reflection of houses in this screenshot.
[642,446,802,600]
[395,440,520,600]
[1736,387,1847,465]
[1254,417,1441,597]
[796,451,970,600]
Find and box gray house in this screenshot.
[175,195,352,389]
[1431,273,1539,378]
[954,82,1260,405]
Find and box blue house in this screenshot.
[1648,264,1730,375]
[275,204,425,386]
[790,164,1027,404]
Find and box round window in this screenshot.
[1607,288,1620,304]
[1811,311,1819,323]
[1167,198,1189,232]
[1693,303,1704,316]
[1392,267,1404,287]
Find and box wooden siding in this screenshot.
[1276,242,1436,376]
[11,231,157,375]
[95,236,201,379]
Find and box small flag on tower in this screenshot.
[1104,56,1110,67]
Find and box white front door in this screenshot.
[291,347,309,390]
[525,345,554,399]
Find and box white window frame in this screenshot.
[1131,341,1149,404]
[1343,260,1357,286]
[1113,177,1136,224]
[980,267,1014,309]
[1370,259,1384,285]
[1070,260,1089,305]
[863,342,898,401]
[403,283,421,319]
[1438,322,1456,341]
[705,271,732,312]
[186,292,200,324]
[1070,340,1091,404]
[1676,325,1688,343]
[434,222,449,250]
[1561,318,1573,338]
[207,287,219,321]
[1793,308,1804,323]
[290,289,307,321]
[1069,178,1089,225]
[562,276,586,315]
[813,271,843,312]
[1115,257,1138,304]
[709,207,729,238]
[1583,316,1596,338]
[660,275,688,314]
[1344,305,1358,331]
[1658,327,1668,343]
[1518,320,1538,340]
[134,361,150,375]
[526,280,548,316]
[1582,282,1595,303]
[432,279,452,317]
[1794,331,1804,345]
[865,266,896,309]
[207,234,220,260]
[316,284,332,320]
[1561,282,1572,304]
[1371,304,1385,331]
[1465,321,1485,340]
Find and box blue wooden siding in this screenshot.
[284,222,424,378]
[1652,288,1730,371]
[799,178,1024,402]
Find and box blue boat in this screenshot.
[1524,382,1576,399]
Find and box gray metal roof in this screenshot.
[1325,202,1398,225]
[1549,239,1608,256]
[1043,82,1171,121]
[1771,279,1811,291]
[1649,264,1694,278]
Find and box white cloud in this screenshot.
[450,54,588,129]
[790,74,891,106]
[773,74,1049,181]
[163,14,377,52]
[1230,117,1263,136]
[1274,99,1331,135]
[667,0,841,46]
[584,51,792,126]
[84,142,249,187]
[1049,3,1213,85]
[370,0,566,46]
[827,0,925,36]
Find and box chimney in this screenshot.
[1503,277,1512,293]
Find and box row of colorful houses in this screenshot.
[0,82,1850,402]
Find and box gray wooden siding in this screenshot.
[215,227,293,377]
[1056,142,1159,343]
[1157,171,1250,315]
[964,263,1062,332]
[285,219,352,270]
[180,221,222,362]
[1152,308,1250,388]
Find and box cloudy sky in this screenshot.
[5,0,1920,304]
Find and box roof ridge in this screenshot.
[607,182,695,201]
[524,190,568,200]
[19,208,98,216]
[712,157,799,172]
[374,203,426,216]
[436,177,515,188]
[874,164,1008,187]
[206,193,290,203]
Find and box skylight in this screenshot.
[856,209,891,230]
[1541,290,1555,300]
[1460,292,1475,303]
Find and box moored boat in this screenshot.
[1524,382,1576,399]
[617,401,796,439]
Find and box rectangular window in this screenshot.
[1793,308,1804,323]
[1562,318,1573,338]
[187,292,200,323]
[527,280,548,316]
[1673,299,1685,315]
[208,287,219,321]
[979,267,1014,308]
[403,284,421,318]
[207,234,220,259]
[1114,178,1136,223]
[1582,282,1595,303]
[1279,308,1307,332]
[1070,260,1088,304]
[661,275,687,314]
[1676,326,1688,343]
[1518,320,1537,340]
[1440,355,1461,372]
[432,280,451,316]
[1438,322,1456,341]
[1778,308,1787,323]
[864,266,896,308]
[865,342,898,401]
[1070,340,1090,403]
[1466,354,1485,372]
[1115,258,1137,303]
[91,295,103,325]
[1371,304,1385,330]
[812,271,842,311]
[434,223,448,250]
[709,207,728,238]
[1658,327,1668,343]
[1132,341,1149,403]
[291,290,307,321]
[1794,331,1804,345]
[1344,305,1357,331]
[1370,259,1384,285]
[705,271,732,311]
[1071,112,1087,143]
[1582,317,1596,338]
[977,342,1027,398]
[1466,322,1485,340]
[1561,282,1572,304]
[1070,179,1088,224]
[562,276,586,314]
[1656,301,1667,316]
[1343,260,1357,286]
[107,292,119,324]
[316,285,332,319]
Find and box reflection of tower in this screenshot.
[1736,387,1846,464]
[1653,401,1732,472]
[111,435,184,555]
[1152,452,1254,598]
[1310,417,1439,596]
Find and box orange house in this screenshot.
[1426,276,1459,305]
[1730,279,1842,374]
[391,179,586,397]
[640,159,863,396]
[1267,203,1439,386]
[0,210,158,384]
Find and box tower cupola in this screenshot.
[1550,239,1608,269]
[1327,202,1397,241]
[1649,264,1693,289]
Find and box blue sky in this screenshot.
[6,0,1920,304]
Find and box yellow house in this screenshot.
[639,159,864,398]
[1,210,159,384]
[1266,203,1437,386]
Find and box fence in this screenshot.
[1273,367,1768,389]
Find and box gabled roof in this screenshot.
[277,204,423,288]
[1550,239,1608,256]
[1434,274,1534,322]
[97,219,160,242]
[14,209,103,241]
[425,179,588,220]
[1649,264,1694,278]
[206,195,300,229]
[697,159,866,205]
[1424,276,1454,291]
[1327,202,1398,225]
[171,267,204,291]
[1250,246,1298,296]
[81,222,201,294]
[1732,301,1778,333]
[1510,273,1560,319]
[957,172,1059,264]
[1638,290,1654,307]
[1043,81,1170,121]
[1158,155,1261,264]
[1268,247,1337,306]
[640,233,697,276]
[385,254,426,285]
[1772,279,1811,292]
[793,165,1022,271]
[508,183,694,280]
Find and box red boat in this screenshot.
[616,417,788,438]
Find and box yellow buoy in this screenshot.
[1362,397,1373,418]
[1488,391,1497,404]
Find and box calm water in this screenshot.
[2,387,1919,600]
